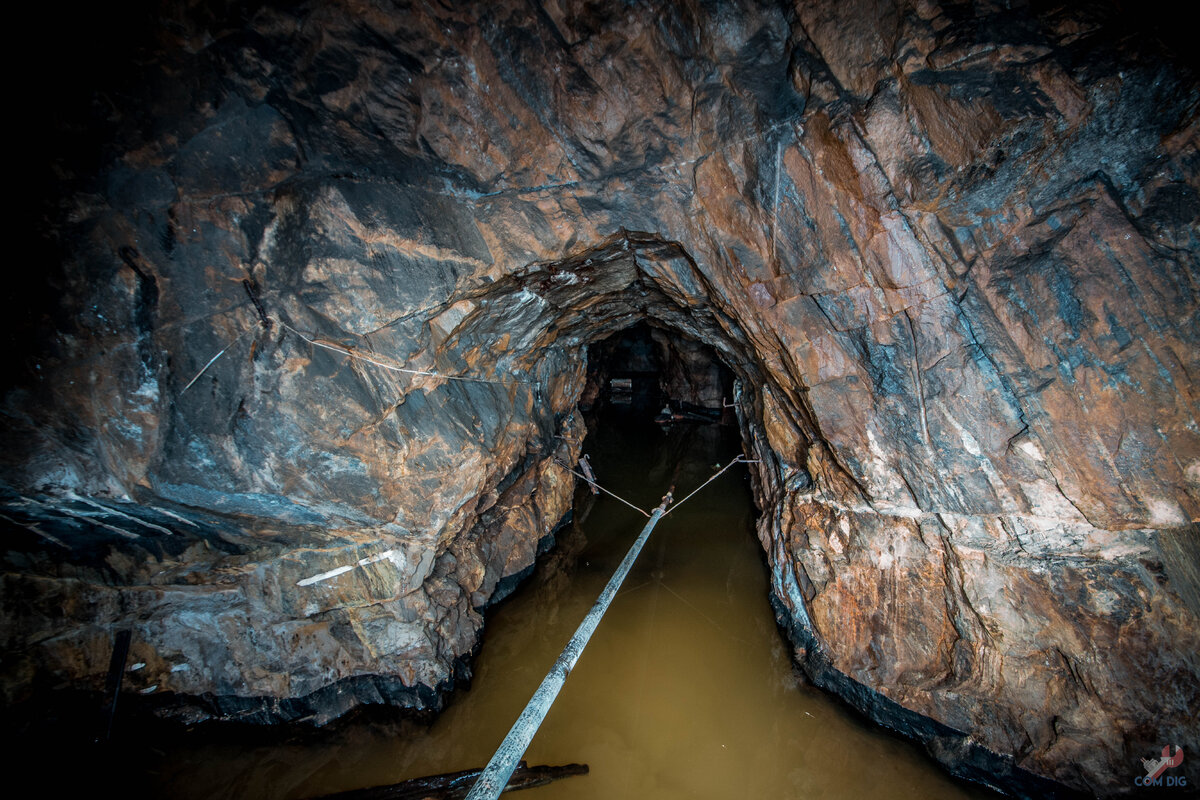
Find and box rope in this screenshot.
[660,455,759,517]
[276,319,530,387]
[553,459,650,517]
[179,326,255,395]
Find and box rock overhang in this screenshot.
[439,232,762,374]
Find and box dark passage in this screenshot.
[581,322,735,425]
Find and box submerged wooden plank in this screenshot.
[311,761,588,800]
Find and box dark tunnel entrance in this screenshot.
[573,321,747,519]
[580,321,737,425]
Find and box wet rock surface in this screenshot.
[3,1,1198,795]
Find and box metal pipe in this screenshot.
[465,496,672,800]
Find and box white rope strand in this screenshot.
[180,327,254,395]
[553,459,651,518]
[276,319,529,387]
[661,455,759,517]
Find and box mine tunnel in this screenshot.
[582,321,735,422]
[5,0,1200,798]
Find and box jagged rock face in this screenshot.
[3,0,1198,794]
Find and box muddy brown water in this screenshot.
[117,407,993,798]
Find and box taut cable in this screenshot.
[553,459,650,517]
[660,455,759,517]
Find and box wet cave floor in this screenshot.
[60,404,994,799]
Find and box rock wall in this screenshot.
[3,1,1198,794]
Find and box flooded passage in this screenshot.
[139,408,992,799]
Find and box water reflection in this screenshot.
[133,408,992,799]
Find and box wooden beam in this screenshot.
[311,761,588,800]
